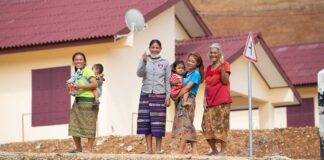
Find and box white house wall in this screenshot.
[175,18,190,40]
[0,49,76,144]
[230,110,260,129]
[230,56,270,102]
[0,7,176,144]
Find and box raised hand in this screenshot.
[142,51,148,62]
[219,55,224,65]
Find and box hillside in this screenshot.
[190,0,324,46]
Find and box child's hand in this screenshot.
[176,80,183,85]
[99,74,106,81]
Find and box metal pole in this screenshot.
[318,69,324,159]
[22,114,25,142]
[248,61,253,159]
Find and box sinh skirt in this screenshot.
[137,93,167,137]
[172,94,197,141]
[68,97,99,138]
[201,103,230,142]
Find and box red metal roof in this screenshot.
[0,0,180,49]
[176,33,302,104]
[272,42,324,86]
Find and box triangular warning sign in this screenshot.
[243,32,257,62]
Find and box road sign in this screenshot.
[243,32,258,63]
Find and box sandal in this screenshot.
[68,149,82,153]
[142,151,153,154]
[216,152,225,157]
[206,151,218,156]
[155,150,164,154]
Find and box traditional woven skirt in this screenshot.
[68,97,99,138]
[172,94,197,141]
[201,103,230,142]
[137,93,166,137]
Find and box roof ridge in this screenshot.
[272,41,324,48]
[176,32,260,44]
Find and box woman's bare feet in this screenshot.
[192,150,199,156]
[216,152,225,156]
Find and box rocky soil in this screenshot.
[0,127,320,159]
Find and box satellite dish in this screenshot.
[125,8,146,32]
[114,8,147,41]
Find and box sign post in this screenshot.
[318,69,324,159]
[243,32,257,160]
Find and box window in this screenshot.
[287,98,314,127]
[32,66,71,127]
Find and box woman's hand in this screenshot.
[142,51,148,62]
[203,96,208,111]
[203,101,208,111]
[74,83,80,90]
[165,98,170,107]
[219,55,224,65]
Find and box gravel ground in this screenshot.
[0,128,320,159]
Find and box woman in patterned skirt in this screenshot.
[136,39,171,154]
[172,52,204,155]
[202,43,232,156]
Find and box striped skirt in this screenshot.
[68,97,99,138]
[137,93,166,137]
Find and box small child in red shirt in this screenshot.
[170,60,190,107]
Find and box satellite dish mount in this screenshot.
[114,8,147,41]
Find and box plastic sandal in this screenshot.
[68,149,82,153]
[155,150,164,154]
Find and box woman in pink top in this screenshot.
[201,43,232,156]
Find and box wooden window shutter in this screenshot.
[287,98,314,127]
[32,66,70,126]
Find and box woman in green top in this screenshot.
[68,52,98,153]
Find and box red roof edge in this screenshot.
[294,83,317,87]
[117,0,181,35]
[0,34,115,51]
[256,33,302,105]
[0,36,115,54]
[182,0,213,37]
